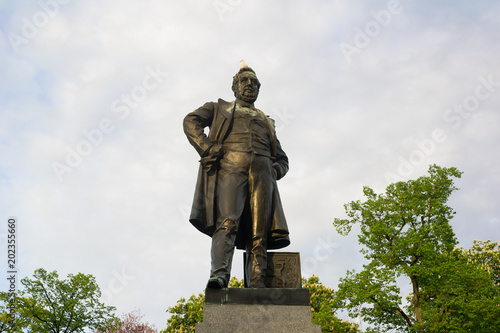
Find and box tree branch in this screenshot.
[396,308,414,328]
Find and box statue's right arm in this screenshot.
[183,102,216,157]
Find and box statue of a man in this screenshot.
[183,62,290,288]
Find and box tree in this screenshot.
[333,165,500,332]
[163,276,358,332]
[0,293,30,332]
[415,240,500,332]
[95,309,158,333]
[2,268,119,333]
[303,275,359,333]
[462,239,500,285]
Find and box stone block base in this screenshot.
[196,288,321,332]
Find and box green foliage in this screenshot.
[414,242,500,332]
[303,275,359,333]
[0,292,30,332]
[1,268,119,333]
[462,239,500,285]
[163,292,204,333]
[333,165,500,332]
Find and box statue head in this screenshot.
[232,64,261,104]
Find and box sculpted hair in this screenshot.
[232,67,261,97]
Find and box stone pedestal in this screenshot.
[196,288,321,332]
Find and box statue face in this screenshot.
[236,71,260,103]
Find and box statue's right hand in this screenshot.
[208,144,224,158]
[200,144,224,175]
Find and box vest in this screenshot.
[223,106,272,157]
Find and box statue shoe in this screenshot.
[206,277,226,289]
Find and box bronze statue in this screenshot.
[184,61,290,288]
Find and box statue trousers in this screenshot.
[210,150,274,287]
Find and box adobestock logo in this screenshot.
[442,75,499,129]
[302,235,339,276]
[51,65,168,183]
[271,106,296,133]
[384,75,499,183]
[340,0,403,64]
[383,129,447,183]
[8,0,72,53]
[213,0,245,21]
[100,267,135,304]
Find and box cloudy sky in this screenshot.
[1,0,499,329]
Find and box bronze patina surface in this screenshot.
[184,62,290,288]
